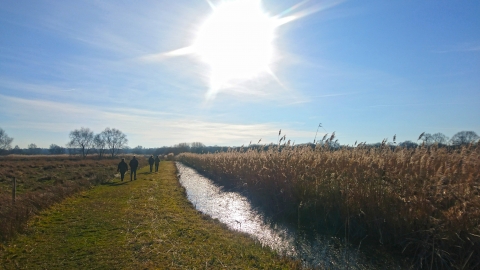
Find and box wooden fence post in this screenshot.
[12,177,16,203]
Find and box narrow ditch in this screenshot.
[176,162,402,269]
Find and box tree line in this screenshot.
[0,127,128,157]
[1,127,479,156]
[67,127,128,158]
[396,131,479,149]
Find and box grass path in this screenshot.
[0,162,300,269]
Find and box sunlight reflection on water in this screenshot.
[176,162,294,254]
[176,162,400,269]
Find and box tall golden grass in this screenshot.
[178,142,480,269]
[0,155,146,241]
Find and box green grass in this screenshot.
[0,162,301,269]
[0,155,147,241]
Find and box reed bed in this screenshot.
[0,155,146,241]
[178,142,480,269]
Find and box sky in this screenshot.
[0,0,479,148]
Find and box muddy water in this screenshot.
[176,162,401,269]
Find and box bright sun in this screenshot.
[154,0,329,100]
[193,0,277,98]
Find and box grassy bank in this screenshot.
[0,161,300,269]
[0,155,146,241]
[178,143,480,269]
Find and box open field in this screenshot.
[0,155,147,241]
[178,143,480,269]
[0,162,300,269]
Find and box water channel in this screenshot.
[176,162,402,269]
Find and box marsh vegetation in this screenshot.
[178,142,480,269]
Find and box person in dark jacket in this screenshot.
[117,158,128,181]
[154,155,160,172]
[148,155,154,172]
[129,156,139,181]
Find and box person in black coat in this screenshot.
[154,155,160,172]
[117,158,128,181]
[129,156,139,181]
[148,155,154,172]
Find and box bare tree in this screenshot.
[101,128,128,157]
[67,127,94,157]
[49,144,65,155]
[399,140,418,149]
[173,142,190,154]
[12,145,23,154]
[0,128,14,151]
[93,133,107,158]
[190,142,206,153]
[191,142,206,148]
[28,143,40,155]
[431,133,449,145]
[420,133,434,145]
[132,145,144,154]
[450,131,479,146]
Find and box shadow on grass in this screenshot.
[102,181,129,187]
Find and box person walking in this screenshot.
[129,156,139,181]
[117,158,128,181]
[148,155,154,172]
[154,155,160,172]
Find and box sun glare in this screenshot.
[153,0,336,100]
[194,0,277,98]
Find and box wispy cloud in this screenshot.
[0,94,315,147]
[137,46,196,62]
[367,101,480,108]
[0,78,76,96]
[432,42,480,53]
[312,93,354,98]
[275,0,345,26]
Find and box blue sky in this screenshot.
[1,0,479,148]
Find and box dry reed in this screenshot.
[178,142,480,269]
